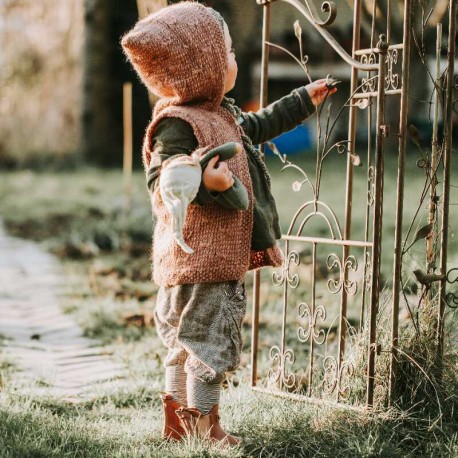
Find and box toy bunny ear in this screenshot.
[159,160,202,254]
[198,142,239,169]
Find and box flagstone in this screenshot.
[0,220,127,399]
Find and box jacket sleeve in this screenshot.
[145,117,221,207]
[146,118,218,205]
[239,86,315,145]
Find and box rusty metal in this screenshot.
[367,34,388,407]
[339,0,362,388]
[251,0,271,388]
[388,0,413,405]
[437,0,457,358]
[265,0,378,71]
[360,98,374,330]
[252,0,452,406]
[252,0,403,405]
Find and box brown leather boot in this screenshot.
[161,393,186,440]
[176,404,241,446]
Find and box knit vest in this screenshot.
[122,1,283,285]
[144,104,255,286]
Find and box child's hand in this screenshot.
[305,78,338,106]
[202,155,235,192]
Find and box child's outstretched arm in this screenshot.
[240,79,337,146]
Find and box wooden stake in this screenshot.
[123,82,133,212]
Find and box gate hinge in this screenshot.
[380,125,390,137]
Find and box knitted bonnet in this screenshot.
[121,2,228,113]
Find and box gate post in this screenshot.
[389,0,413,405]
[367,35,388,407]
[339,0,362,379]
[251,0,273,387]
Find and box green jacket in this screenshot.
[146,87,315,251]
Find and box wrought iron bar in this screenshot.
[339,0,362,382]
[308,242,317,396]
[280,239,289,391]
[337,245,348,399]
[355,44,404,55]
[386,0,391,45]
[389,0,413,405]
[251,1,271,388]
[367,35,388,407]
[287,201,342,239]
[353,89,402,98]
[437,0,457,359]
[370,0,377,48]
[282,236,372,248]
[275,0,378,71]
[251,386,364,411]
[361,99,374,331]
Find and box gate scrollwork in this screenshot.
[297,302,326,344]
[326,254,359,296]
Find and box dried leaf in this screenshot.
[412,223,433,244]
[356,98,370,110]
[408,124,421,147]
[294,20,302,42]
[403,223,433,253]
[350,154,362,166]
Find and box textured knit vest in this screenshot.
[144,105,255,286]
[122,1,283,286]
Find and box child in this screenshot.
[121,1,335,446]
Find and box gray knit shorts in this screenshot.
[154,280,247,383]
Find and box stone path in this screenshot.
[0,220,127,400]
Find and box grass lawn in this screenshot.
[0,155,457,457]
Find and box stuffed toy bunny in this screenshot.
[159,142,249,254]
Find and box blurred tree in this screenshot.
[82,0,112,165]
[81,0,152,166]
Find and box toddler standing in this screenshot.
[121,1,335,446]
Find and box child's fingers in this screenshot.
[217,162,231,175]
[310,78,327,86]
[207,155,220,169]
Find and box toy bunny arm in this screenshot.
[147,118,249,210]
[146,118,220,206]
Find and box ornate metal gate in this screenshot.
[250,0,456,408]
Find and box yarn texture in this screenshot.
[122,2,282,286]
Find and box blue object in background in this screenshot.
[264,123,312,156]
